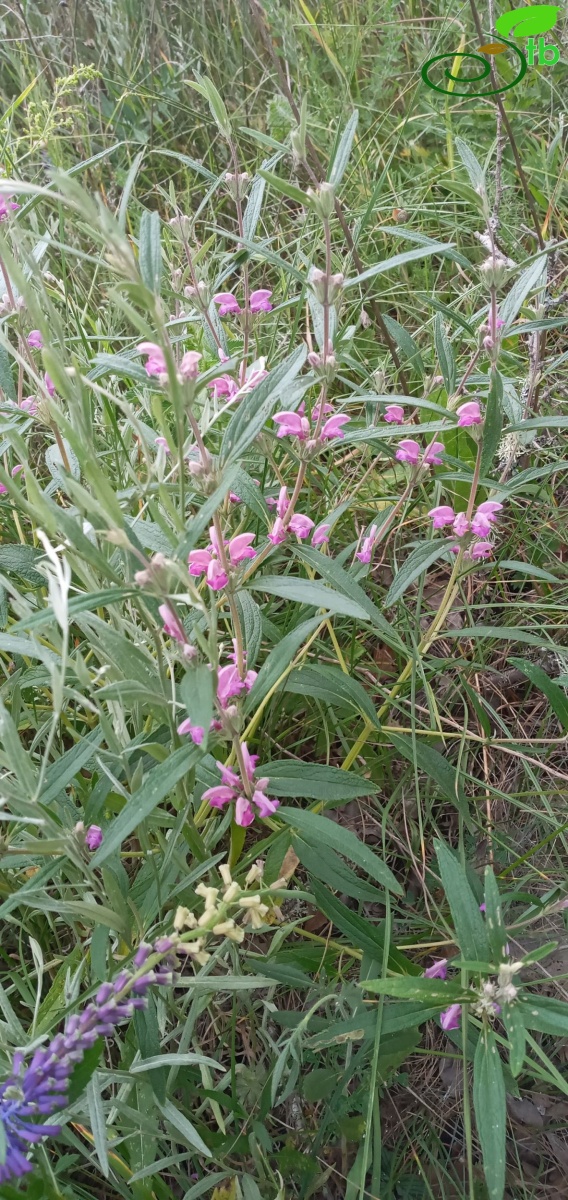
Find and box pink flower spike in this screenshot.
[27,330,43,349]
[158,603,187,644]
[424,441,444,465]
[384,404,405,425]
[457,401,483,427]
[137,341,167,377]
[85,825,103,851]
[268,517,287,545]
[206,559,228,590]
[273,411,310,439]
[440,1003,461,1032]
[188,549,213,577]
[276,485,289,519]
[356,524,378,564]
[203,785,235,809]
[471,512,492,537]
[19,396,37,414]
[424,958,448,979]
[217,665,245,707]
[321,414,350,440]
[288,514,315,539]
[213,292,241,317]
[228,532,256,565]
[312,523,330,547]
[475,500,503,520]
[210,374,238,400]
[396,439,421,465]
[235,796,255,826]
[217,762,241,789]
[252,790,280,818]
[453,513,470,537]
[429,505,455,529]
[470,541,493,560]
[180,350,202,380]
[44,372,55,397]
[240,742,257,781]
[249,288,272,313]
[177,719,205,745]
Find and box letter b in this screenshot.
[538,36,559,64]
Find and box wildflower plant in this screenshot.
[0,51,566,1200]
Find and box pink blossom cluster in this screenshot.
[138,342,201,381]
[0,193,18,221]
[209,358,268,402]
[177,650,257,745]
[273,400,350,444]
[396,439,444,466]
[267,485,329,547]
[202,742,279,826]
[428,499,503,559]
[188,525,256,591]
[213,289,272,317]
[384,401,482,429]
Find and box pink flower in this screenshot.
[229,492,241,504]
[85,824,103,850]
[471,511,492,537]
[251,789,280,818]
[0,483,8,495]
[27,330,43,349]
[188,549,213,577]
[213,292,241,316]
[424,958,448,979]
[19,397,37,415]
[204,785,236,809]
[44,372,55,397]
[210,374,238,400]
[180,351,202,380]
[218,762,241,788]
[268,517,287,545]
[273,411,310,439]
[202,741,279,826]
[177,719,205,744]
[235,796,255,826]
[384,404,405,425]
[227,532,256,565]
[312,524,330,546]
[288,514,314,539]
[470,541,493,560]
[452,513,470,537]
[138,341,167,377]
[155,436,171,452]
[457,401,483,427]
[440,1003,461,1032]
[158,603,187,645]
[0,194,18,220]
[266,496,278,509]
[396,439,421,465]
[311,401,334,420]
[321,414,350,440]
[356,524,378,564]
[276,486,289,519]
[11,464,23,477]
[429,505,455,529]
[216,664,256,708]
[476,500,503,522]
[206,559,228,590]
[249,289,273,313]
[241,742,259,780]
[424,441,444,466]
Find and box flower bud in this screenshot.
[479,257,509,290]
[307,181,335,221]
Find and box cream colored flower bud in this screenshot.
[245,861,264,887]
[198,907,220,927]
[195,884,219,908]
[213,919,236,936]
[219,863,232,887]
[223,882,241,903]
[238,894,262,908]
[245,904,269,929]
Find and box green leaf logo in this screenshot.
[495,4,560,37]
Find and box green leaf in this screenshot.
[385,539,452,607]
[294,545,405,653]
[502,1004,526,1077]
[500,560,559,582]
[266,764,378,804]
[328,109,359,189]
[179,665,214,749]
[382,314,424,375]
[435,840,490,961]
[189,74,231,138]
[344,242,454,288]
[500,254,548,330]
[221,344,307,464]
[495,4,560,37]
[0,697,38,794]
[388,732,472,826]
[176,464,241,557]
[434,312,456,394]
[0,343,16,402]
[455,136,486,192]
[443,625,556,648]
[360,977,471,1002]
[90,744,201,866]
[284,663,380,727]
[0,543,45,587]
[520,996,568,1037]
[235,591,263,669]
[249,575,371,621]
[310,880,417,973]
[509,657,568,729]
[293,838,388,903]
[258,168,307,206]
[138,209,162,293]
[67,1038,105,1104]
[507,414,568,433]
[473,1026,506,1200]
[483,867,508,964]
[156,1097,212,1158]
[277,806,401,892]
[244,615,323,712]
[86,1073,109,1177]
[480,369,503,478]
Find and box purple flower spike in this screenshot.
[440,1003,461,1031]
[424,958,448,979]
